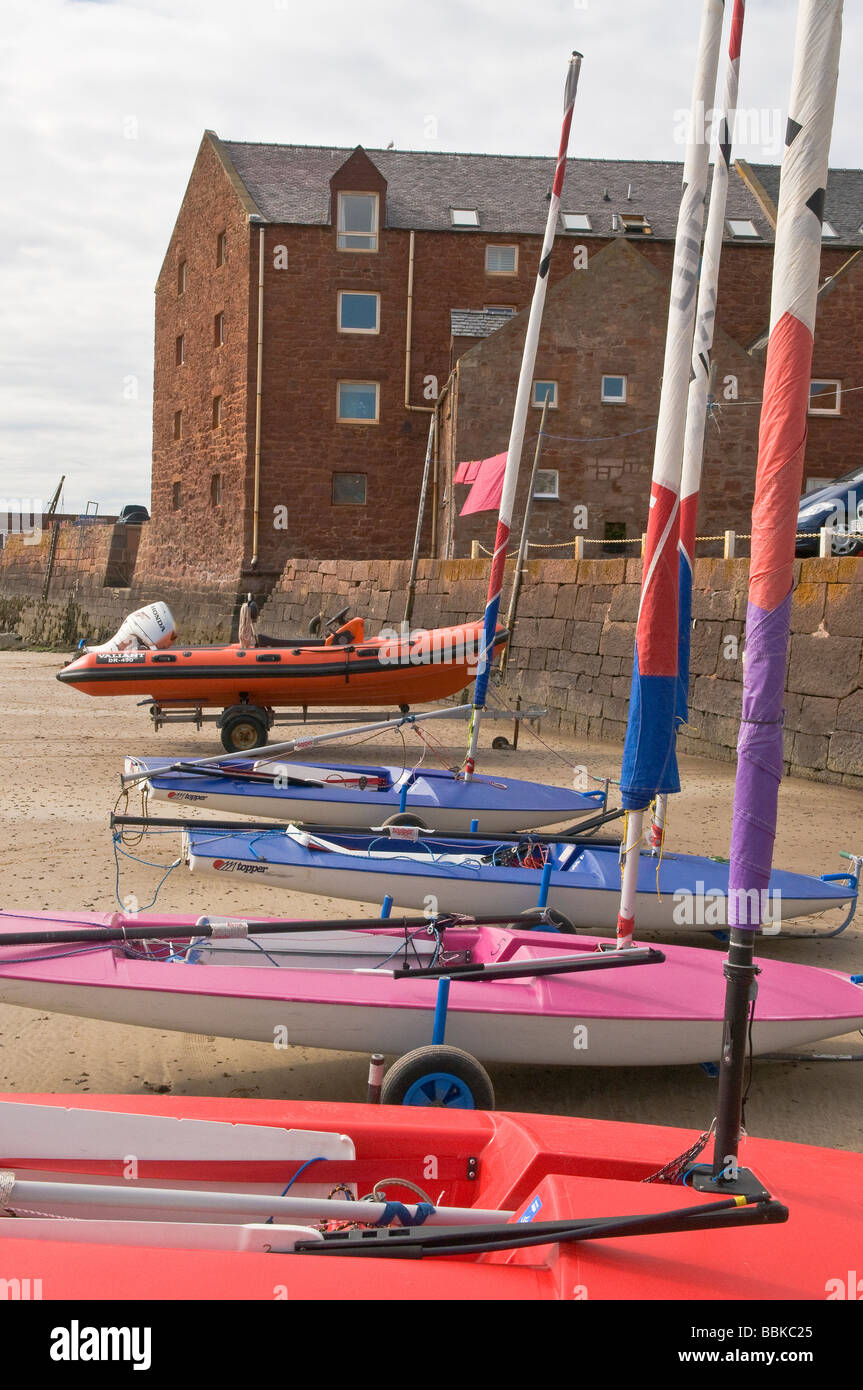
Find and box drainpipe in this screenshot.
[430,371,454,557]
[404,230,434,415]
[250,219,266,568]
[446,359,461,559]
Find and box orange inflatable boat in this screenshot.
[56,603,506,748]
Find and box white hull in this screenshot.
[189,853,826,934]
[145,783,582,835]
[0,974,855,1067]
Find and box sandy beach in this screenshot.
[1,649,861,1152]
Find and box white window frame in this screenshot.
[727,218,760,239]
[601,374,627,404]
[808,379,842,417]
[561,212,591,232]
[821,220,839,239]
[485,244,518,275]
[805,476,832,493]
[337,380,380,424]
[533,469,559,500]
[451,208,479,228]
[337,291,380,335]
[532,380,558,409]
[337,192,379,252]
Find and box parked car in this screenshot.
[118,504,150,525]
[795,464,863,556]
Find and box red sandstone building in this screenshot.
[153,134,863,587]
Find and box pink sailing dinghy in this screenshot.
[0,911,861,1069]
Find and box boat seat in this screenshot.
[255,633,329,648]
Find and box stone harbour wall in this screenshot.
[0,522,239,647]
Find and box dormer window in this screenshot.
[619,213,652,236]
[727,218,760,239]
[337,193,379,252]
[451,208,479,228]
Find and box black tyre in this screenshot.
[491,736,512,750]
[220,710,269,753]
[381,812,430,830]
[380,1044,495,1110]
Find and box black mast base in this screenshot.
[684,1163,772,1202]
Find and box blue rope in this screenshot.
[247,829,284,860]
[112,833,180,911]
[0,942,137,966]
[281,1156,326,1194]
[265,1156,327,1223]
[373,1201,435,1228]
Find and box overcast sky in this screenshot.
[1,0,860,515]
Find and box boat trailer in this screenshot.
[144,697,548,753]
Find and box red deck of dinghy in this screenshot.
[2,1094,861,1301]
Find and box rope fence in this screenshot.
[470,526,858,561]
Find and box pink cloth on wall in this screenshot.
[459,452,508,515]
[455,458,485,484]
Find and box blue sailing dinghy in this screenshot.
[182,825,858,936]
[125,756,607,834]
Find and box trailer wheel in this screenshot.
[219,708,269,753]
[381,1045,495,1110]
[381,812,430,830]
[491,736,511,751]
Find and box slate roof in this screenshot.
[450,309,512,338]
[216,138,780,243]
[749,164,863,246]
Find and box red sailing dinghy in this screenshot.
[1,1090,862,1301]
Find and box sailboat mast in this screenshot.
[652,0,747,849]
[463,51,582,780]
[615,0,725,947]
[712,0,843,1181]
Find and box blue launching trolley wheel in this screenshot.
[380,1044,496,1110]
[402,1072,476,1108]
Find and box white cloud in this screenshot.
[0,0,860,512]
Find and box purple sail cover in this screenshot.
[728,592,792,928]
